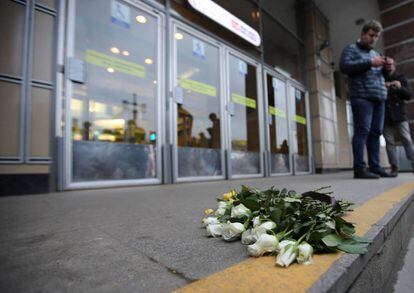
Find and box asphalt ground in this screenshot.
[0,172,413,292]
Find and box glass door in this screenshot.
[264,71,291,175]
[226,51,263,177]
[65,0,163,187]
[172,23,224,181]
[288,85,311,173]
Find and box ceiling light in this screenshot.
[145,58,153,65]
[107,67,115,73]
[110,47,120,54]
[174,33,184,40]
[122,50,130,56]
[136,15,147,23]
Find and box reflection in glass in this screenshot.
[71,0,158,181]
[175,29,222,177]
[31,87,51,157]
[229,55,260,175]
[32,10,54,83]
[267,75,289,173]
[0,0,25,77]
[0,81,20,157]
[290,86,309,172]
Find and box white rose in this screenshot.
[241,229,255,245]
[276,241,298,267]
[297,242,313,265]
[252,221,277,241]
[277,240,295,252]
[252,216,261,227]
[215,201,228,216]
[230,204,251,218]
[206,224,223,237]
[247,234,279,257]
[201,217,220,227]
[222,222,245,241]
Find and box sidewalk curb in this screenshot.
[308,189,414,293]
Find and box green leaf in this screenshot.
[337,243,369,254]
[351,236,372,243]
[270,208,282,224]
[243,197,261,211]
[322,234,343,247]
[284,197,301,203]
[218,215,230,222]
[340,223,355,236]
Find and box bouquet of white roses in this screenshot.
[202,186,370,268]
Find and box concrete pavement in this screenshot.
[0,172,413,292]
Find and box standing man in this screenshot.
[383,63,414,176]
[340,20,394,179]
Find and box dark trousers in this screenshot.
[383,121,414,169]
[351,98,385,172]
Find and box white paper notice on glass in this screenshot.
[238,60,247,75]
[295,89,301,101]
[192,38,205,59]
[111,0,130,29]
[272,77,278,89]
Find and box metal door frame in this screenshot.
[286,81,312,175]
[224,47,264,179]
[62,0,164,189]
[170,19,226,183]
[263,66,293,176]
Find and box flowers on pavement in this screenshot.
[201,186,370,268]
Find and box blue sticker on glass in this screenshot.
[111,0,130,29]
[238,60,247,75]
[192,38,205,59]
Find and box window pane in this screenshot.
[229,54,260,175]
[175,29,222,177]
[32,10,54,83]
[267,75,290,173]
[72,0,160,181]
[262,12,305,84]
[36,0,56,9]
[0,81,21,157]
[290,87,309,172]
[30,87,51,157]
[0,0,25,77]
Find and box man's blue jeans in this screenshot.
[351,98,385,172]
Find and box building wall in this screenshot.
[380,0,414,137]
[303,1,343,172]
[0,0,57,195]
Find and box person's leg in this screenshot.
[383,123,398,169]
[397,121,414,171]
[351,98,375,175]
[367,100,385,171]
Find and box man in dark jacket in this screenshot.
[383,63,414,176]
[340,20,394,179]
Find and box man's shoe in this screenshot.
[370,168,394,178]
[354,169,380,179]
[390,166,398,177]
[389,170,398,177]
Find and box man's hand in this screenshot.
[384,57,395,70]
[391,80,401,88]
[385,80,402,89]
[371,56,385,67]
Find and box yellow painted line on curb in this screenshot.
[175,182,414,293]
